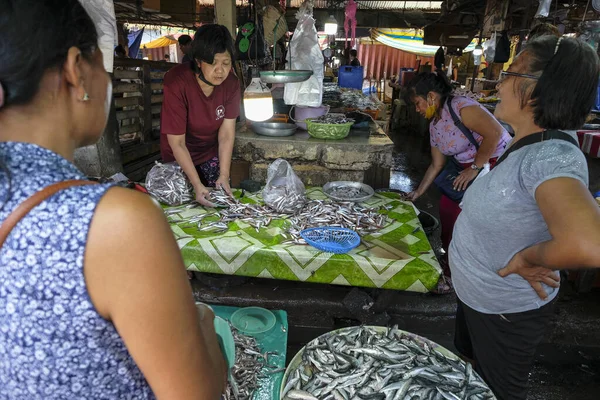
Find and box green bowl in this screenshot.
[230,307,276,337]
[305,119,354,140]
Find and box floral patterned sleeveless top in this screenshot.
[0,142,155,399]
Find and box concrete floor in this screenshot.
[190,126,600,399]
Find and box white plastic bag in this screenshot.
[534,0,552,18]
[146,162,193,206]
[485,32,497,63]
[262,159,306,214]
[78,0,118,73]
[284,1,325,107]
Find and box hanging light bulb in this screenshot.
[473,44,483,56]
[324,15,338,35]
[243,77,274,122]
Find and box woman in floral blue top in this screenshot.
[0,1,225,399]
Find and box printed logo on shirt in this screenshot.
[216,105,225,120]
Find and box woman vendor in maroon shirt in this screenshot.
[160,24,241,207]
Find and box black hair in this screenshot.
[190,24,235,69]
[178,35,192,46]
[350,49,358,57]
[523,36,599,130]
[406,70,453,103]
[177,35,192,46]
[0,0,98,109]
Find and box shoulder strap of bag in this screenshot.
[495,130,579,167]
[446,95,480,150]
[0,180,98,249]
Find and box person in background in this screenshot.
[349,49,361,67]
[160,24,240,207]
[164,53,170,62]
[407,71,511,293]
[0,0,226,398]
[179,34,193,63]
[450,36,600,400]
[115,44,127,58]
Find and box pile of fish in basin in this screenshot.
[281,326,495,400]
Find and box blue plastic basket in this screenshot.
[300,227,361,254]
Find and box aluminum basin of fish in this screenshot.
[281,326,496,400]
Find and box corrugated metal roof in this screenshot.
[288,1,442,10]
[195,1,442,10]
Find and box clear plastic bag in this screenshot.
[534,0,552,18]
[485,32,497,63]
[284,1,325,107]
[262,159,306,214]
[145,162,193,206]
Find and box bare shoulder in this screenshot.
[84,187,186,318]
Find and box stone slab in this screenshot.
[233,123,394,172]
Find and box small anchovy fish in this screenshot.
[165,188,396,241]
[284,326,495,400]
[223,325,280,400]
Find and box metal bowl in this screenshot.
[250,122,297,137]
[259,70,313,84]
[323,181,374,203]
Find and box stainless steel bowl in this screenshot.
[259,70,313,84]
[250,122,297,137]
[323,181,375,203]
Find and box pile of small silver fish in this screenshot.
[310,114,355,125]
[266,192,307,214]
[282,326,495,400]
[328,186,371,201]
[145,162,193,206]
[283,201,390,242]
[164,188,393,240]
[224,327,283,400]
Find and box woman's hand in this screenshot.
[408,188,424,202]
[194,184,216,208]
[453,168,479,191]
[498,251,560,300]
[215,176,232,196]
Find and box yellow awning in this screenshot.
[143,36,177,49]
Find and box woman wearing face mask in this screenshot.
[161,24,240,207]
[0,1,226,399]
[406,71,511,289]
[450,36,600,399]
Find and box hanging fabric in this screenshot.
[345,0,357,48]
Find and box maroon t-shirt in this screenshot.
[160,63,241,165]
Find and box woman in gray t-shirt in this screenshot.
[449,36,600,400]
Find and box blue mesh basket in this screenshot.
[300,227,361,254]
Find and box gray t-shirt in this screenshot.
[449,134,588,314]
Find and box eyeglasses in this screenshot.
[498,71,540,83]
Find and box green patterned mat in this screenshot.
[166,188,441,292]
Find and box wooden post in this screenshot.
[215,0,236,38]
[142,64,153,143]
[74,98,123,177]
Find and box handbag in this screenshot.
[0,180,96,248]
[433,96,480,203]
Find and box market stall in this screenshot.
[164,187,441,293]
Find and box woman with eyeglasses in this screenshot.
[0,1,226,398]
[406,71,511,291]
[449,36,600,400]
